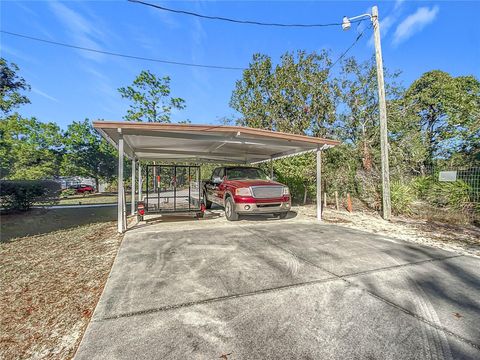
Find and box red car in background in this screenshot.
[69,184,95,194]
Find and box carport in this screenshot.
[93,121,340,233]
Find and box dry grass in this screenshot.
[0,221,122,359]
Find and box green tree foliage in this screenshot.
[0,115,63,179]
[230,51,340,203]
[1,59,63,180]
[118,70,186,122]
[273,154,316,205]
[0,58,30,114]
[61,119,117,190]
[230,51,336,135]
[403,70,480,168]
[336,56,403,173]
[230,51,479,214]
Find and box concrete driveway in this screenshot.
[75,215,480,359]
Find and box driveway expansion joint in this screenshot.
[96,275,341,322]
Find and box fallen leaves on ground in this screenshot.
[0,221,122,359]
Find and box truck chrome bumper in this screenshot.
[234,201,291,214]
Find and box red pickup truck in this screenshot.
[203,166,291,221]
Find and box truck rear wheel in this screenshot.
[225,197,239,221]
[203,191,212,209]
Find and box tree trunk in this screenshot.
[95,177,99,193]
[362,140,373,172]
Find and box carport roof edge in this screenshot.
[93,121,340,164]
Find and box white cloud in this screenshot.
[14,1,38,17]
[1,45,37,64]
[393,6,439,45]
[48,1,106,61]
[32,88,59,102]
[394,0,405,11]
[148,8,180,29]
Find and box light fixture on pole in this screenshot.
[342,5,392,220]
[341,16,352,30]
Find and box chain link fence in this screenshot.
[422,166,480,204]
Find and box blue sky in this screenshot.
[1,0,479,129]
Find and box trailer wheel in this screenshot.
[225,197,239,221]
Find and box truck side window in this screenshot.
[218,168,225,179]
[211,168,220,180]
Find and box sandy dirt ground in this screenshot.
[0,222,122,360]
[295,205,480,258]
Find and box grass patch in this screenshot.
[57,193,132,206]
[1,207,117,242]
[0,221,122,359]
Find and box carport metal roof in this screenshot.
[93,121,340,232]
[93,121,340,164]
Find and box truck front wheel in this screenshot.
[225,197,239,221]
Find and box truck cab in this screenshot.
[203,166,291,221]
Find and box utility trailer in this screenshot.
[137,164,204,221]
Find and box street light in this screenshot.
[342,5,392,220]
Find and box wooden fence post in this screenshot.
[346,193,353,213]
[335,191,339,210]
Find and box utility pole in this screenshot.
[342,5,391,220]
[372,5,391,220]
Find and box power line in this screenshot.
[1,25,369,73]
[329,24,371,70]
[0,30,245,71]
[128,0,364,28]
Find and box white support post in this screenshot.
[316,146,322,221]
[117,132,125,233]
[269,157,274,179]
[131,157,136,216]
[138,161,142,203]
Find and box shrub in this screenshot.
[356,169,381,210]
[0,180,60,212]
[61,188,77,197]
[426,180,472,211]
[390,181,415,215]
[410,176,434,199]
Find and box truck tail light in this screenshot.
[283,187,290,196]
[137,202,145,216]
